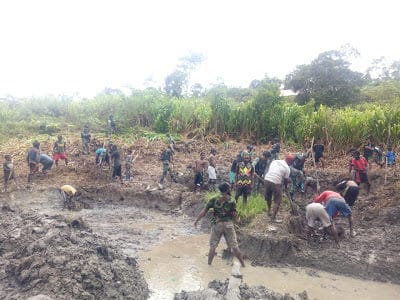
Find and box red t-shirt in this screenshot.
[351,157,368,171]
[314,191,342,205]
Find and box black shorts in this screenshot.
[236,185,252,197]
[314,153,323,162]
[344,186,359,207]
[358,172,369,184]
[194,172,204,186]
[112,165,122,177]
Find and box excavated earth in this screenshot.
[1,136,400,299]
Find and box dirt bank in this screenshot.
[0,204,149,300]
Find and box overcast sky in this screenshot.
[0,0,399,97]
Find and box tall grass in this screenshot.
[1,85,400,149]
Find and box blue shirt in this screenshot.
[325,198,352,219]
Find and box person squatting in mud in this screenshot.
[314,190,355,237]
[264,154,294,223]
[194,182,245,267]
[305,202,340,248]
[59,184,81,210]
[95,144,110,167]
[39,153,54,175]
[234,151,254,205]
[349,150,371,194]
[335,179,360,208]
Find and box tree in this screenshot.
[164,53,205,97]
[365,57,400,83]
[164,70,187,98]
[250,76,282,90]
[390,60,400,80]
[366,56,390,81]
[284,48,365,107]
[191,83,205,97]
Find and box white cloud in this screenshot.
[0,0,399,97]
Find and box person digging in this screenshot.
[194,182,245,267]
[59,185,81,210]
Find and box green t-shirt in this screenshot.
[206,196,236,223]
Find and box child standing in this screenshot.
[386,146,396,166]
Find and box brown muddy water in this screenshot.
[139,233,400,299]
[5,189,400,300]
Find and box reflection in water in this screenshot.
[139,234,400,300]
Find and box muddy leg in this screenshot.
[208,247,217,265]
[264,186,272,215]
[160,164,168,184]
[232,247,245,267]
[272,198,282,221]
[169,168,178,183]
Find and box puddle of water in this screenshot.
[6,190,400,300]
[139,234,400,300]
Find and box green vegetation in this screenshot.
[235,193,267,221]
[203,190,297,222]
[1,48,400,150]
[2,83,400,150]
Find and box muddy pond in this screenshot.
[6,189,400,299]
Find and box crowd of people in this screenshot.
[1,126,398,265]
[193,137,397,265]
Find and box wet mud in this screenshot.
[1,138,400,299]
[0,203,149,300]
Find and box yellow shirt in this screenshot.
[61,185,76,196]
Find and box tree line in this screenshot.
[1,46,400,151]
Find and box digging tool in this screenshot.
[310,137,321,193]
[384,124,391,185]
[284,188,299,216]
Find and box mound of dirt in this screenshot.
[0,204,149,299]
[174,279,309,300]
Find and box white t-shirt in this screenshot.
[208,165,217,180]
[264,160,290,184]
